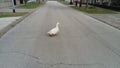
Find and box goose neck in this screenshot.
[56,24,59,27]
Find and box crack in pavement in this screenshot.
[0,51,103,67]
[0,51,40,60]
[36,61,103,67]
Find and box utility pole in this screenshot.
[12,0,15,13]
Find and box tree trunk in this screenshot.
[108,0,111,6]
[14,0,16,5]
[70,0,73,4]
[20,0,23,4]
[79,0,82,7]
[100,0,103,5]
[75,0,78,7]
[94,0,96,5]
[24,0,27,5]
[86,0,89,8]
[37,0,40,3]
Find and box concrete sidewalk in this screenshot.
[0,2,33,13]
[0,2,12,9]
[0,8,33,12]
[0,1,33,13]
[0,1,37,37]
[0,17,21,30]
[0,17,21,35]
[88,14,120,30]
[0,10,34,37]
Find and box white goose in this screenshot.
[48,22,60,36]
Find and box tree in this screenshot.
[112,0,120,6]
[86,0,89,8]
[79,0,82,7]
[94,0,96,5]
[75,0,78,7]
[24,0,28,5]
[36,0,41,3]
[14,0,17,5]
[108,0,111,6]
[100,0,103,5]
[20,0,23,4]
[70,0,73,4]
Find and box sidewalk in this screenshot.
[0,1,36,37]
[0,2,12,9]
[0,17,21,36]
[0,8,33,12]
[88,14,120,30]
[59,1,120,30]
[0,17,21,29]
[0,1,33,12]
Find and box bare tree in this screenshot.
[24,0,28,5]
[100,0,103,5]
[113,0,120,6]
[79,0,82,7]
[20,0,23,4]
[70,0,73,4]
[86,0,89,8]
[108,0,111,6]
[74,0,78,7]
[36,0,41,3]
[14,0,17,5]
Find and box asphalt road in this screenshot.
[0,1,120,68]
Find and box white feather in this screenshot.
[48,22,60,36]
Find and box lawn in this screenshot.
[0,12,27,18]
[58,0,116,14]
[58,0,70,5]
[71,6,116,14]
[17,2,42,9]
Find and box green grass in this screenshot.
[58,0,70,5]
[58,0,116,14]
[71,6,116,14]
[0,12,27,18]
[17,2,41,9]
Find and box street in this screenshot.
[0,1,120,68]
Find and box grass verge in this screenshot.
[71,6,116,14]
[0,12,27,18]
[58,0,116,14]
[58,0,70,5]
[17,2,42,9]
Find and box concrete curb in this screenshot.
[0,7,39,38]
[59,1,120,30]
[88,15,120,30]
[0,2,46,38]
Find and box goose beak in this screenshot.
[57,22,60,25]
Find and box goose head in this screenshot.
[56,22,60,26]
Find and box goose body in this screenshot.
[48,22,60,36]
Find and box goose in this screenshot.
[48,22,60,36]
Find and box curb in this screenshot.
[88,15,120,30]
[0,8,38,38]
[59,1,120,30]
